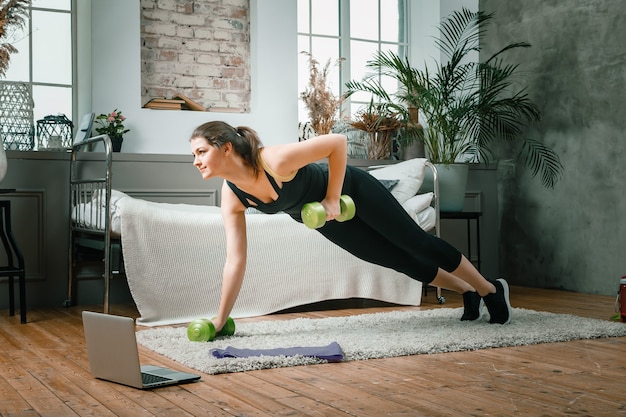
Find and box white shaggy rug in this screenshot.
[136,307,626,375]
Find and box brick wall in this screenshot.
[140,0,250,112]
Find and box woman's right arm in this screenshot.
[213,181,248,331]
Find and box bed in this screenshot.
[67,135,441,326]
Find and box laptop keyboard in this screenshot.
[142,373,172,385]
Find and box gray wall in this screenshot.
[480,0,626,295]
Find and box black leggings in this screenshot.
[297,167,462,284]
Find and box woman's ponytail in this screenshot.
[234,126,262,175]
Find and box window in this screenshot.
[297,0,408,120]
[3,0,74,149]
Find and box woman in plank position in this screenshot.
[190,121,512,331]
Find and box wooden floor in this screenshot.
[1,286,625,417]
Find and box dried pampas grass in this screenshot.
[300,52,345,136]
[0,0,29,78]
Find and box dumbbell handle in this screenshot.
[301,195,356,229]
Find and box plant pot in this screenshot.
[368,129,395,159]
[110,135,123,152]
[398,141,425,160]
[399,107,425,160]
[435,163,469,212]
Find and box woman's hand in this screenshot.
[211,316,226,332]
[321,196,341,221]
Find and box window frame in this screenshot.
[2,0,76,149]
[297,0,409,120]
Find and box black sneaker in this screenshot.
[460,291,482,321]
[482,278,512,324]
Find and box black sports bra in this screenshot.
[226,163,329,218]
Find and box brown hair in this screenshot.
[191,121,263,176]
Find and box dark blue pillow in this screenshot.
[378,179,399,191]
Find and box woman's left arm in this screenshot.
[264,134,347,218]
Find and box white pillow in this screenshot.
[369,158,427,204]
[91,189,129,207]
[414,206,436,231]
[85,189,130,233]
[402,192,433,216]
[110,189,129,205]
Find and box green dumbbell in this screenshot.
[187,316,236,342]
[214,316,236,337]
[187,318,215,342]
[301,195,356,229]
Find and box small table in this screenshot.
[440,211,482,271]
[0,188,26,323]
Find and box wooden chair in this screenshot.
[0,197,26,323]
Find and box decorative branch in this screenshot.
[0,0,30,78]
[299,51,345,135]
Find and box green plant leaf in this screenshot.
[519,138,564,189]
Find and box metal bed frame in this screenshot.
[65,134,122,313]
[424,161,444,303]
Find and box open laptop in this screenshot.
[82,311,201,389]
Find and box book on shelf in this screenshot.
[143,94,206,111]
[143,98,185,110]
[172,94,206,111]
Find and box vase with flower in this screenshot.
[94,109,130,152]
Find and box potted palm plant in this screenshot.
[345,8,563,211]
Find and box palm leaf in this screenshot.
[519,138,563,188]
